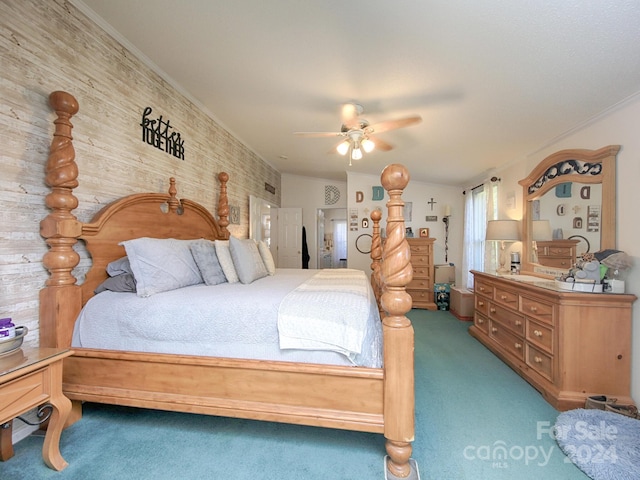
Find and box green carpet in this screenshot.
[0,310,588,479]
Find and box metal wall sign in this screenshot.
[140,107,185,160]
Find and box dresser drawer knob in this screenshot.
[477,318,484,324]
[500,294,507,300]
[490,308,496,313]
[534,330,543,337]
[529,306,538,312]
[515,320,522,326]
[479,287,486,292]
[534,356,542,363]
[515,343,522,349]
[491,327,498,333]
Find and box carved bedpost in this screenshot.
[380,164,415,478]
[217,172,230,239]
[369,208,383,318]
[39,91,83,348]
[166,177,181,213]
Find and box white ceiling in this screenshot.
[74,0,640,186]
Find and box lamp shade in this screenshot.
[532,220,552,241]
[336,140,350,156]
[486,219,521,241]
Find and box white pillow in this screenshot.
[214,240,239,283]
[258,241,276,275]
[120,238,203,297]
[229,236,268,284]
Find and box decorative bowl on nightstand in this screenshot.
[0,326,28,356]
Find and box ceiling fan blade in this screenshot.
[366,115,422,134]
[293,131,344,138]
[369,136,393,151]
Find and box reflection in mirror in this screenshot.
[533,182,602,260]
[519,146,619,277]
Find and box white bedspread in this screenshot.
[72,269,382,368]
[278,269,372,363]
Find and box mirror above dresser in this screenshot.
[518,146,620,276]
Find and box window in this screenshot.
[461,182,498,289]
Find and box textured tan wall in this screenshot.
[0,0,281,347]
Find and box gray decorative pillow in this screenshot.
[258,240,276,275]
[190,239,227,286]
[106,256,132,276]
[214,240,239,283]
[229,236,268,284]
[120,237,204,297]
[94,273,137,294]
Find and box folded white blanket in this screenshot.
[278,269,375,364]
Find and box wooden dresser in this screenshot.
[536,239,579,269]
[469,270,636,411]
[406,237,436,310]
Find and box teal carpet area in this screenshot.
[1,310,589,480]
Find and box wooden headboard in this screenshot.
[79,176,230,305]
[40,91,231,346]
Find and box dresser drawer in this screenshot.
[489,302,524,335]
[474,312,489,334]
[407,278,432,290]
[475,280,494,298]
[537,257,572,269]
[407,289,433,304]
[489,320,524,361]
[548,246,573,257]
[520,296,554,325]
[0,369,48,423]
[409,242,431,255]
[411,254,431,268]
[494,286,518,310]
[412,265,431,279]
[526,344,553,381]
[527,319,554,354]
[475,295,489,316]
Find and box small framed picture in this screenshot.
[230,205,240,224]
[419,228,429,238]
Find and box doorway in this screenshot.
[317,208,347,269]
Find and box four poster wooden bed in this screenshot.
[40,91,418,478]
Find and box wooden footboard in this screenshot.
[63,350,384,432]
[41,91,416,478]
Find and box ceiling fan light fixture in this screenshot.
[361,137,375,153]
[351,147,363,161]
[336,140,350,156]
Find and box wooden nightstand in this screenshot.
[0,347,73,471]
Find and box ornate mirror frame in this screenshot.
[519,145,620,277]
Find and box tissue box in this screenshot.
[450,286,474,321]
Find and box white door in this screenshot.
[277,207,303,268]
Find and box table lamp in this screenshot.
[486,219,521,273]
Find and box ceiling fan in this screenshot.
[294,103,422,166]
